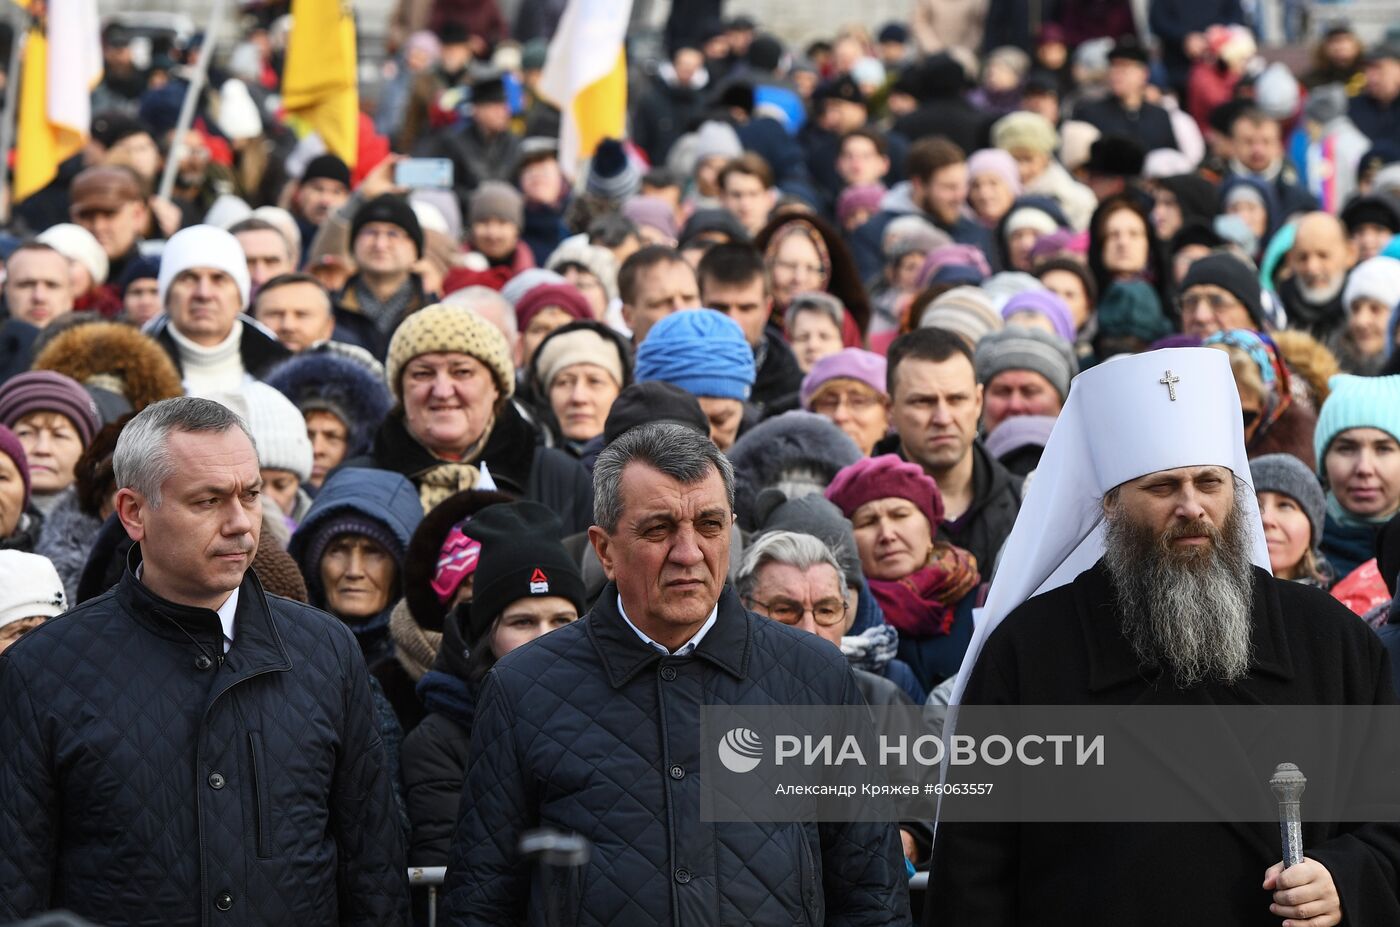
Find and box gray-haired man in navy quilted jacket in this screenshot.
[442,422,911,925]
[0,397,410,926]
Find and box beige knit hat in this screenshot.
[918,286,1004,349]
[386,303,517,402]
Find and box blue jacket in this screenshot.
[442,584,911,925]
[289,467,423,598]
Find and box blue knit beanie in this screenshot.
[1314,374,1400,476]
[635,309,756,401]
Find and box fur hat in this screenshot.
[264,350,394,461]
[386,304,516,403]
[727,411,862,532]
[32,321,183,413]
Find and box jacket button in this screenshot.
[215,891,233,911]
[660,666,677,681]
[195,655,213,670]
[674,868,691,884]
[670,765,685,780]
[208,772,225,790]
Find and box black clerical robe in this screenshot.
[926,559,1400,927]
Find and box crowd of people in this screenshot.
[1,0,1400,924]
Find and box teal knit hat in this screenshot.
[635,309,756,402]
[1313,374,1400,476]
[1095,281,1173,343]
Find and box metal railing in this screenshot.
[408,867,929,924]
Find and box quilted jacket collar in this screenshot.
[587,583,752,687]
[117,546,292,674]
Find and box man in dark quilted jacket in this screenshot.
[0,397,410,926]
[442,422,912,925]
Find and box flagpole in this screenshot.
[156,0,228,202]
[0,1,30,225]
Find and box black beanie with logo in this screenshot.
[465,501,588,643]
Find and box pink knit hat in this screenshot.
[825,453,944,526]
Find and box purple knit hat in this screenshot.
[836,184,886,227]
[917,243,993,288]
[1000,290,1075,343]
[0,424,30,509]
[825,453,944,526]
[801,348,888,409]
[983,414,1056,461]
[967,149,1023,196]
[0,370,101,448]
[621,196,679,240]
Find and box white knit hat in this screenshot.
[1342,256,1400,316]
[0,551,67,629]
[211,382,313,482]
[37,223,109,286]
[158,224,253,312]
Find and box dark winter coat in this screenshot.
[0,318,41,384]
[1074,96,1180,152]
[1276,274,1347,343]
[402,608,479,867]
[892,99,989,157]
[441,584,912,925]
[753,324,804,416]
[0,510,41,554]
[357,401,594,534]
[896,592,979,693]
[632,69,712,166]
[147,314,292,383]
[927,559,1400,927]
[0,558,410,926]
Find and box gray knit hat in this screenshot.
[973,325,1078,400]
[468,181,525,230]
[1249,453,1326,548]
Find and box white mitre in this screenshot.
[949,347,1273,707]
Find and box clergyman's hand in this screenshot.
[1262,857,1341,926]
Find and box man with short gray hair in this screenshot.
[443,422,911,925]
[0,396,409,926]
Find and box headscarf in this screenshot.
[763,219,832,301]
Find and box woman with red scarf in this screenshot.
[825,454,980,692]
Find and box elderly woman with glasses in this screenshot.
[825,454,981,692]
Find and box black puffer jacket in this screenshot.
[441,584,911,925]
[0,559,410,926]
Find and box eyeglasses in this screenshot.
[1179,291,1242,314]
[746,595,849,626]
[811,391,883,415]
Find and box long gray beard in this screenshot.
[1102,496,1256,688]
